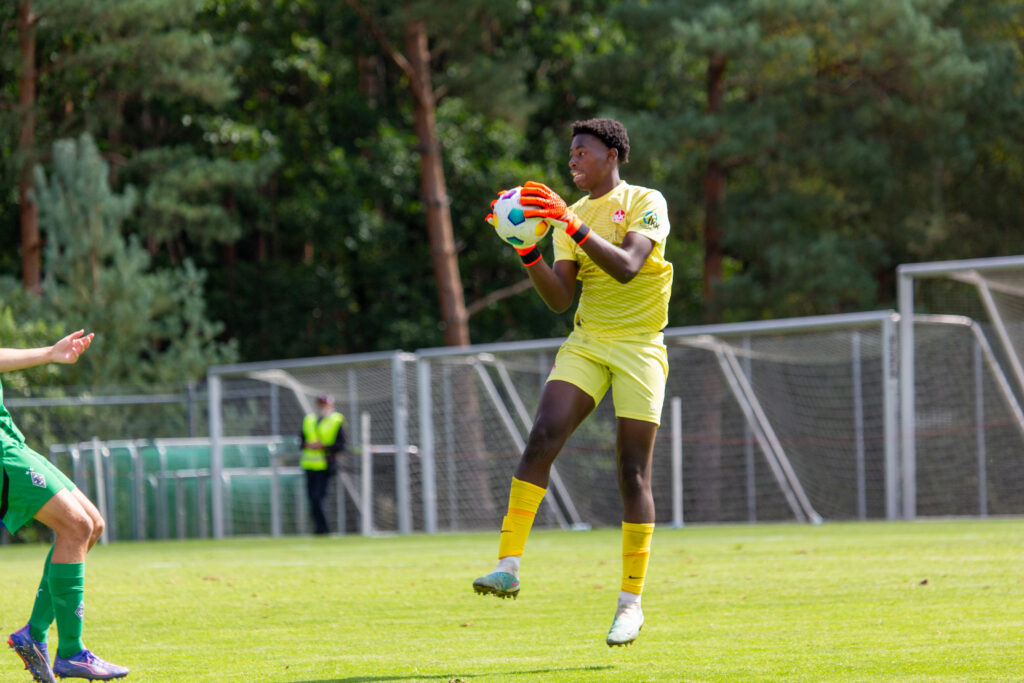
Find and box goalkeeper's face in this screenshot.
[569,134,617,192]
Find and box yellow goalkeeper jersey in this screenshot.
[552,180,673,339]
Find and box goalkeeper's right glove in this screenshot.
[519,180,591,245]
[485,209,543,266]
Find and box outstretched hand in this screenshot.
[51,330,94,365]
[518,181,590,244]
[486,188,544,266]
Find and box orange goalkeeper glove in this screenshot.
[486,190,543,267]
[518,180,591,245]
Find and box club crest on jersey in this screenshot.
[29,470,46,488]
[642,210,660,228]
[612,209,626,223]
[75,601,85,620]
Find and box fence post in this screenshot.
[91,437,109,545]
[974,340,988,517]
[271,454,282,538]
[897,269,916,519]
[175,473,186,540]
[208,372,225,538]
[417,358,437,534]
[197,475,208,539]
[671,396,684,528]
[393,353,411,534]
[361,411,373,536]
[852,331,866,520]
[882,314,899,521]
[742,337,756,522]
[130,442,145,541]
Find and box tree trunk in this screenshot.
[403,20,493,514]
[404,20,470,347]
[698,55,728,522]
[17,1,40,293]
[702,55,727,324]
[347,6,492,514]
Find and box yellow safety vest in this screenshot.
[300,412,345,471]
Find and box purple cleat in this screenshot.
[7,624,56,683]
[52,650,128,680]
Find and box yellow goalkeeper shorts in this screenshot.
[547,328,668,425]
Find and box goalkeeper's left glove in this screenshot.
[518,180,591,245]
[486,206,543,267]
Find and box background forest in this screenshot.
[1,0,1022,391]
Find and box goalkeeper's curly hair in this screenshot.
[571,118,630,164]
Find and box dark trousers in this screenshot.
[305,469,331,535]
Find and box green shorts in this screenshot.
[1,439,75,534]
[547,328,669,425]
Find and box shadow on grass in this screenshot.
[290,665,615,682]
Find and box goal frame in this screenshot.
[898,254,1024,519]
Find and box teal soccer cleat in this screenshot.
[8,624,55,683]
[606,600,644,647]
[472,571,520,599]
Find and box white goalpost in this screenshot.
[898,255,1024,519]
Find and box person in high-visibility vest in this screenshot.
[299,394,346,535]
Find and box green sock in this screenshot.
[48,562,85,658]
[28,546,55,642]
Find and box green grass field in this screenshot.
[2,519,1022,682]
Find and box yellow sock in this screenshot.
[621,521,654,594]
[497,477,546,559]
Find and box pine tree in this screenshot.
[26,133,236,387]
[2,0,268,291]
[605,0,985,321]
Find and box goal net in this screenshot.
[899,255,1024,518]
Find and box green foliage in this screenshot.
[0,307,65,394]
[0,0,266,320]
[27,133,236,385]
[599,0,994,321]
[2,0,1024,364]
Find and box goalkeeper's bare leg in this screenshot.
[473,381,594,600]
[605,418,657,647]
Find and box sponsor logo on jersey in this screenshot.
[641,210,659,228]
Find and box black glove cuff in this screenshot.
[519,246,542,266]
[569,223,591,245]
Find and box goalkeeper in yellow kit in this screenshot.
[474,118,672,647]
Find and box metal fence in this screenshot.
[5,256,1024,542]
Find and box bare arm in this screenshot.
[523,229,656,310]
[0,330,94,373]
[576,229,655,284]
[523,258,579,313]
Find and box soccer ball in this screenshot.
[491,186,551,248]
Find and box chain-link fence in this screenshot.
[7,256,1024,543]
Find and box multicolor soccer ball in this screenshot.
[491,186,551,248]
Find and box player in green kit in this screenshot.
[474,118,673,647]
[2,330,129,681]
